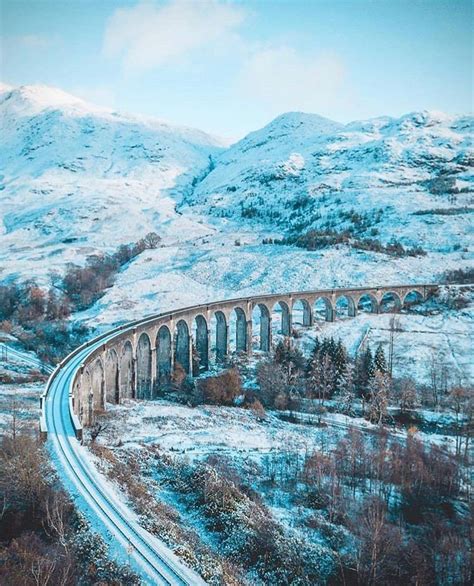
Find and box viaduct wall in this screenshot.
[70,284,437,426]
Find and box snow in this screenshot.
[0,83,224,282]
[100,399,332,459]
[0,83,472,383]
[292,306,474,385]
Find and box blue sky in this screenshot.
[1,0,472,137]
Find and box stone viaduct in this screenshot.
[72,284,437,426]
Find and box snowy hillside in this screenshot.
[0,84,472,334]
[185,110,473,252]
[0,84,224,281]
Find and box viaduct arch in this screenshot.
[71,284,436,426]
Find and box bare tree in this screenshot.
[142,231,162,249]
[353,497,402,585]
[368,371,390,425]
[88,411,112,443]
[388,316,401,377]
[396,377,417,413]
[44,492,71,551]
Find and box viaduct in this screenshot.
[68,283,437,427]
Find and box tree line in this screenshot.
[0,233,161,365]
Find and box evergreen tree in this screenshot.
[336,361,355,415]
[274,338,305,381]
[374,343,387,374]
[308,352,336,404]
[333,339,348,378]
[307,337,321,370]
[355,346,375,404]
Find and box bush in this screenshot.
[197,368,242,406]
[441,267,474,284]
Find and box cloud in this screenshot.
[70,85,116,109]
[237,46,346,115]
[1,34,55,54]
[103,0,246,72]
[16,34,53,49]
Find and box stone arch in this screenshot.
[105,349,119,404]
[380,291,402,313]
[175,320,190,374]
[403,289,424,307]
[136,332,152,399]
[156,325,172,389]
[271,300,291,337]
[73,377,81,419]
[357,293,379,314]
[292,298,312,329]
[120,341,134,399]
[252,303,271,352]
[214,311,228,362]
[193,314,209,375]
[314,296,334,321]
[230,306,247,353]
[91,358,105,412]
[335,295,356,318]
[81,369,92,426]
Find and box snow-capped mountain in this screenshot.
[0,84,224,280]
[186,110,473,251]
[0,84,472,328]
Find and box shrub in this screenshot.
[197,368,242,406]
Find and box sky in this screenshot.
[1,0,472,137]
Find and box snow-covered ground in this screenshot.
[99,399,334,458]
[1,84,472,334]
[0,382,43,433]
[292,305,473,385]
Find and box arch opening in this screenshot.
[357,293,379,314]
[335,295,356,319]
[193,314,209,375]
[403,290,424,308]
[105,349,119,404]
[252,303,271,352]
[175,320,190,374]
[292,299,312,332]
[214,311,228,362]
[120,341,134,400]
[136,333,152,400]
[271,301,291,339]
[82,370,92,426]
[91,358,105,412]
[380,292,402,313]
[314,297,334,322]
[229,307,247,353]
[156,326,172,390]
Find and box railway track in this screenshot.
[44,336,205,586]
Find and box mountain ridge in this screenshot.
[0,83,472,326]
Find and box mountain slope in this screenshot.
[0,84,224,281]
[185,110,473,252]
[0,84,472,331]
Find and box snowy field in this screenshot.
[97,399,337,458]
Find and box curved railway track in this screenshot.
[42,283,441,584]
[44,334,205,586]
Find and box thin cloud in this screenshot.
[1,34,55,53]
[103,0,246,73]
[237,46,346,116]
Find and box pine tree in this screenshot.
[307,337,321,371]
[365,347,375,380]
[308,352,336,404]
[337,361,355,415]
[355,346,375,415]
[374,343,387,374]
[333,339,348,378]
